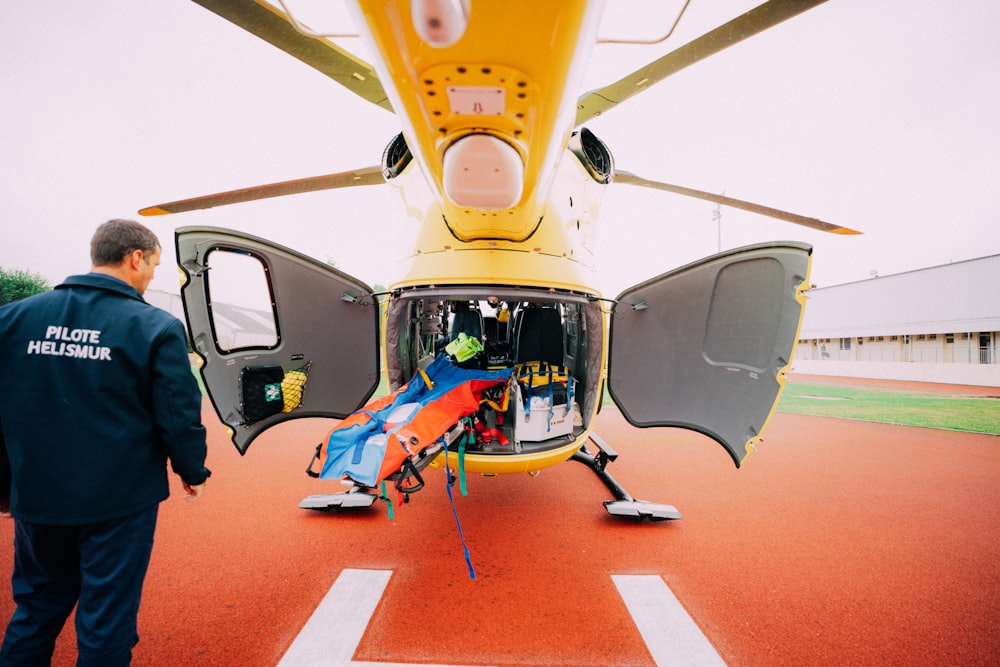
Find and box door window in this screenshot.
[204,249,278,352]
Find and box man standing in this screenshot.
[0,219,211,665]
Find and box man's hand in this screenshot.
[182,482,206,500]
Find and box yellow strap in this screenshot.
[480,377,512,413]
[418,367,433,390]
[482,397,508,412]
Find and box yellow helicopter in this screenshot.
[142,0,858,520]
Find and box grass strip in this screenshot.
[778,382,1000,435]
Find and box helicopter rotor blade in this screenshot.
[139,165,385,216]
[192,0,392,112]
[613,170,861,235]
[575,0,827,126]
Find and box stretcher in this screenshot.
[310,354,514,488]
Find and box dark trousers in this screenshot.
[0,505,158,667]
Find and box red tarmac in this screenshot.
[1,376,998,665]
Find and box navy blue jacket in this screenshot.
[0,273,210,524]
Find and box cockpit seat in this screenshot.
[513,307,563,365]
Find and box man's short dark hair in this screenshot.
[91,219,161,267]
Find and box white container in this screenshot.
[512,380,574,444]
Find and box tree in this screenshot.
[0,267,52,306]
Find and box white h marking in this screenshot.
[279,569,725,666]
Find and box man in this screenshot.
[0,219,211,665]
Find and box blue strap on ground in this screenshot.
[445,462,476,580]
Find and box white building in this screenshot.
[792,254,1000,387]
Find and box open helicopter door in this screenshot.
[608,242,811,467]
[175,227,380,454]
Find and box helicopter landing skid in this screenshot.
[571,432,682,522]
[299,485,379,511]
[299,440,448,512]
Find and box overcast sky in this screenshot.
[2,1,998,298]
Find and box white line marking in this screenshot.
[277,568,490,667]
[280,569,725,666]
[613,574,727,666]
[277,568,390,666]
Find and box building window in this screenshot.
[840,338,852,351]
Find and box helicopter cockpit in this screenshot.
[384,288,606,457]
